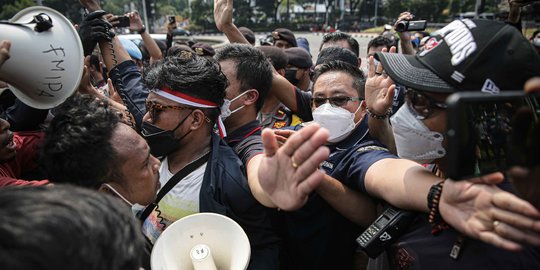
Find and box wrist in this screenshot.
[366,107,392,120]
[427,180,448,235]
[137,26,146,34]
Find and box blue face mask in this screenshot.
[141,110,192,157]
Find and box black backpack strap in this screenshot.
[138,151,210,222]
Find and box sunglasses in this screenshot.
[405,88,447,120]
[145,100,191,121]
[311,96,363,108]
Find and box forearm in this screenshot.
[508,3,521,24]
[271,69,298,112]
[367,117,396,154]
[220,24,250,45]
[365,158,438,212]
[317,174,377,227]
[98,36,132,71]
[247,154,278,208]
[140,31,163,63]
[398,33,415,55]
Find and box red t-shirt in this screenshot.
[0,131,49,187]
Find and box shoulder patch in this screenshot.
[356,145,388,153]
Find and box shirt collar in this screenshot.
[224,120,262,144]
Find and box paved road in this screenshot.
[192,31,379,63]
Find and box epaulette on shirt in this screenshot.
[356,145,388,153]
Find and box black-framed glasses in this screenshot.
[405,88,447,120]
[145,100,191,121]
[311,96,364,108]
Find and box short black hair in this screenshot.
[144,52,227,124]
[313,60,365,97]
[256,46,288,70]
[0,185,144,270]
[41,94,121,189]
[214,44,273,112]
[367,36,394,53]
[320,32,360,57]
[316,47,359,67]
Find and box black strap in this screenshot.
[138,151,210,222]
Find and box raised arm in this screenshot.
[394,12,416,55]
[365,49,397,153]
[127,11,163,63]
[214,0,250,44]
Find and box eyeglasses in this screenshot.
[405,88,447,120]
[311,96,363,108]
[145,100,191,121]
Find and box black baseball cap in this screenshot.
[376,19,540,94]
[272,28,297,47]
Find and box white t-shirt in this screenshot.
[142,157,206,243]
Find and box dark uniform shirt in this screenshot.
[280,117,397,270]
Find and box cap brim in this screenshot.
[375,52,455,93]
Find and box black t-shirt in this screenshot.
[292,86,314,122]
[225,120,264,166]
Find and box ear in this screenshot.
[277,68,286,77]
[189,109,208,130]
[357,57,362,68]
[243,89,259,107]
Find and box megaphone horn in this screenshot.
[152,213,251,270]
[0,6,83,109]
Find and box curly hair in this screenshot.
[214,44,273,112]
[144,53,227,123]
[41,94,121,189]
[0,185,144,270]
[313,60,366,97]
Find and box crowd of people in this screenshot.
[0,0,539,269]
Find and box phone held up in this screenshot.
[114,15,131,28]
[445,91,540,180]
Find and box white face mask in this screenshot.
[220,90,250,120]
[312,102,361,143]
[390,104,446,164]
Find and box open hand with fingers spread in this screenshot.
[440,173,540,251]
[365,47,396,117]
[258,123,330,210]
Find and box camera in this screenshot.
[114,15,130,28]
[395,20,427,32]
[168,15,176,24]
[446,91,540,180]
[356,207,415,258]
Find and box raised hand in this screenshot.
[258,123,330,210]
[127,11,144,32]
[440,173,540,251]
[365,47,396,116]
[214,0,234,32]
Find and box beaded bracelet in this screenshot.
[366,108,392,120]
[427,180,449,235]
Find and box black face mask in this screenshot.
[141,111,192,157]
[284,69,300,86]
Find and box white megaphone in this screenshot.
[0,6,83,109]
[151,213,251,270]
